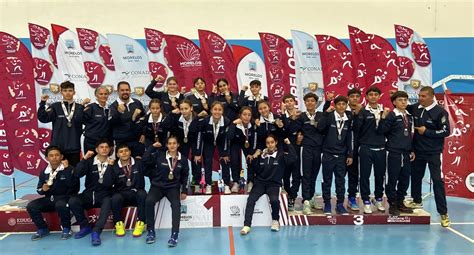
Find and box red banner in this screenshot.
[164,34,203,90]
[316,35,356,100]
[0,31,47,176]
[439,93,474,199]
[259,32,296,112]
[144,28,171,88]
[198,30,238,92]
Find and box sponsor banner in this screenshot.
[395,25,433,104]
[440,93,474,199]
[164,34,203,91]
[259,32,297,112]
[107,33,150,105]
[0,31,47,176]
[51,24,91,100]
[144,28,173,89]
[233,45,268,97]
[220,194,273,227]
[198,30,238,92]
[76,27,117,90]
[316,35,356,100]
[291,30,324,110]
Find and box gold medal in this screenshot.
[168,172,174,180]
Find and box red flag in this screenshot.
[0,31,47,176]
[440,93,474,199]
[316,34,356,100]
[198,30,238,92]
[164,34,203,91]
[259,32,297,112]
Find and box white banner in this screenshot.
[52,24,90,100]
[291,30,324,110]
[235,49,268,97]
[107,34,151,104]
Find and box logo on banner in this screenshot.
[466,173,474,193]
[270,83,285,99]
[18,152,42,172]
[77,28,99,53]
[395,26,414,48]
[3,57,25,77]
[14,127,38,148]
[177,43,200,62]
[33,58,53,85]
[210,56,225,74]
[269,66,283,82]
[48,43,58,67]
[0,122,7,146]
[411,42,431,67]
[209,35,226,53]
[65,39,75,49]
[0,152,13,176]
[267,50,281,65]
[262,34,279,49]
[397,56,415,81]
[306,40,314,50]
[229,205,241,217]
[145,29,164,53]
[249,61,257,71]
[38,128,51,154]
[84,61,106,87]
[29,24,49,50]
[98,44,115,71]
[0,34,20,54]
[11,103,35,123]
[149,62,168,82]
[8,81,31,100]
[126,44,134,54]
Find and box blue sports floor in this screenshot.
[0,171,473,255]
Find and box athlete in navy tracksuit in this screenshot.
[139,104,173,149]
[110,82,146,158]
[145,77,185,114]
[238,80,268,119]
[27,146,78,241]
[318,98,353,215]
[110,144,147,237]
[255,100,286,151]
[291,93,325,214]
[142,137,189,246]
[209,78,240,121]
[240,136,296,235]
[37,81,84,167]
[83,86,111,154]
[186,77,210,118]
[167,99,202,190]
[378,91,415,216]
[408,87,450,226]
[195,104,231,194]
[228,106,258,192]
[353,87,387,213]
[68,139,115,246]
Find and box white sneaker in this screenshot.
[270,220,280,232]
[224,185,231,194]
[372,198,386,212]
[363,203,373,214]
[310,197,323,210]
[246,182,253,193]
[407,201,423,209]
[194,185,201,194]
[303,200,312,215]
[205,185,212,195]
[231,183,239,193]
[240,226,251,235]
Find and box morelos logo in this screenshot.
[176,42,200,62]
[126,44,134,54]
[28,24,49,50]
[306,40,314,50]
[65,39,75,50]
[248,61,257,71]
[77,28,99,53]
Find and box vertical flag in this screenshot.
[144,28,173,89]
[395,24,433,103]
[164,34,203,91]
[316,34,356,99]
[291,30,324,109]
[233,45,268,97]
[259,32,297,112]
[198,29,238,92]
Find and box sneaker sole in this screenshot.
[146,240,156,244]
[240,231,249,235]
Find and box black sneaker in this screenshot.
[398,203,414,214]
[288,198,295,211]
[389,204,400,216]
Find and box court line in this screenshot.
[0,233,11,240]
[430,222,474,225]
[446,226,474,243]
[228,226,235,255]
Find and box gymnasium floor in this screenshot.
[0,171,472,255]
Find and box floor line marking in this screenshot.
[228,226,236,255]
[446,226,474,243]
[0,233,11,240]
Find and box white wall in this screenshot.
[0,0,473,39]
